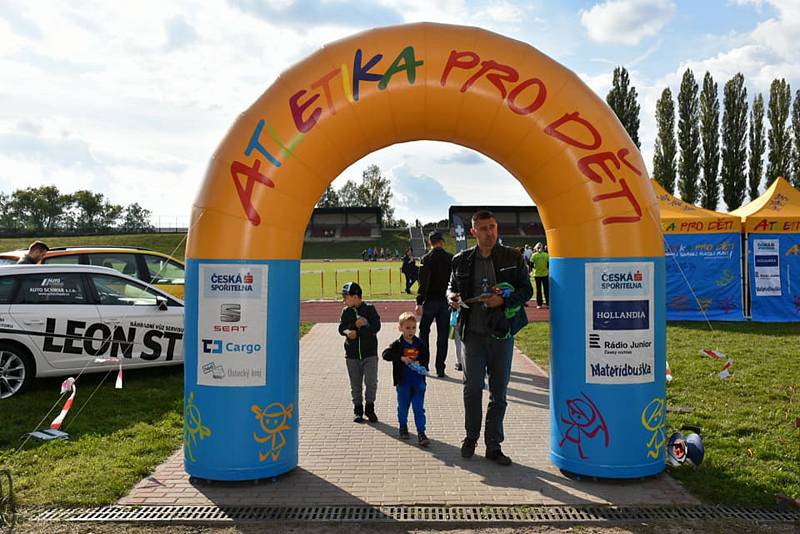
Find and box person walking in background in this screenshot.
[522,244,533,269]
[531,242,549,309]
[415,231,453,377]
[447,210,532,466]
[338,282,382,424]
[17,241,49,264]
[382,312,431,447]
[401,249,417,294]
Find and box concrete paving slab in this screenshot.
[120,323,697,507]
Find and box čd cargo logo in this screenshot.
[210,272,254,292]
[600,270,644,290]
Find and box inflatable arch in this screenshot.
[185,22,666,480]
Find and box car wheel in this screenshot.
[0,343,35,399]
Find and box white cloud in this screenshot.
[580,0,675,45]
[390,164,457,223]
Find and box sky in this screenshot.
[1,0,799,226]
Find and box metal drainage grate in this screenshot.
[24,505,800,524]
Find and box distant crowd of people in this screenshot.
[361,246,400,261]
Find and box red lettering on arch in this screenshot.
[460,60,519,98]
[440,50,480,86]
[578,152,620,184]
[617,148,642,176]
[507,78,546,115]
[231,159,275,226]
[592,179,642,224]
[289,89,321,134]
[544,112,602,150]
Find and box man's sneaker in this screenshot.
[353,404,365,424]
[418,433,430,447]
[454,363,463,371]
[399,427,410,440]
[461,437,477,458]
[436,370,446,378]
[365,403,378,423]
[485,449,512,466]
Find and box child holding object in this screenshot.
[382,312,431,447]
[338,282,381,424]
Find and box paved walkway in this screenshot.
[121,324,697,507]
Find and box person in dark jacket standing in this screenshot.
[447,211,533,466]
[382,312,431,446]
[338,282,382,423]
[17,241,49,264]
[415,231,454,377]
[401,249,417,294]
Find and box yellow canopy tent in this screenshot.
[731,176,800,321]
[652,180,743,320]
[653,179,741,234]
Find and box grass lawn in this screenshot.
[0,323,314,506]
[515,321,800,508]
[301,260,416,300]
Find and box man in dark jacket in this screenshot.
[447,211,533,466]
[415,231,454,377]
[338,282,382,423]
[17,241,49,264]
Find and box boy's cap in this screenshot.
[341,281,362,296]
[428,231,444,242]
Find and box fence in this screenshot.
[301,265,403,300]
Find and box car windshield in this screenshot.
[91,273,160,306]
[144,255,184,284]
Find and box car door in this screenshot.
[88,272,184,366]
[8,271,102,370]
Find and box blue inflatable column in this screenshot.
[549,257,666,478]
[183,259,299,481]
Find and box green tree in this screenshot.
[317,185,340,208]
[337,180,361,206]
[748,94,766,200]
[653,88,677,194]
[699,72,720,209]
[121,203,153,232]
[791,89,800,188]
[606,66,641,148]
[720,74,748,210]
[677,69,701,204]
[0,193,17,229]
[767,79,792,186]
[356,164,395,225]
[11,185,71,231]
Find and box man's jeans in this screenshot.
[345,356,378,405]
[419,299,450,374]
[463,332,514,452]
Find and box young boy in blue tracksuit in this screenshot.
[382,312,431,447]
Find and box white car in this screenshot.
[0,264,184,399]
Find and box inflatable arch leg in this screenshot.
[184,22,666,481]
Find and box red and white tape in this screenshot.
[50,377,76,430]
